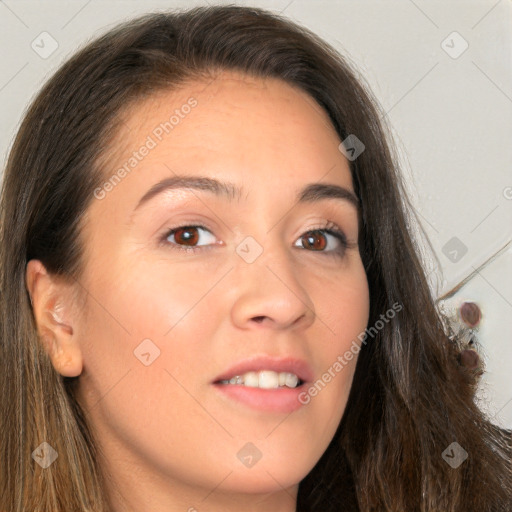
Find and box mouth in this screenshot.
[214,370,305,389]
[211,356,313,413]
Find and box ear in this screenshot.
[25,259,83,377]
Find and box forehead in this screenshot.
[91,70,355,220]
[108,70,349,173]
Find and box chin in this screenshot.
[215,454,312,495]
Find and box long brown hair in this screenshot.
[1,6,510,511]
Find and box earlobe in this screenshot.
[25,259,83,377]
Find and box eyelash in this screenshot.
[160,220,352,258]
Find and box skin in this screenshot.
[26,70,370,512]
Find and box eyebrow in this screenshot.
[133,175,360,213]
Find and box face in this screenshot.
[70,71,370,508]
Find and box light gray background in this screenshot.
[1,0,511,428]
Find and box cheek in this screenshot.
[303,261,369,424]
[75,257,221,406]
[316,258,370,353]
[86,256,220,338]
[80,256,235,410]
[325,287,369,334]
[74,259,230,482]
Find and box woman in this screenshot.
[0,5,510,512]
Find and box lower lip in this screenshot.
[212,383,308,413]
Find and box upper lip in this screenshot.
[212,355,314,384]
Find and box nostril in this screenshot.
[252,316,266,323]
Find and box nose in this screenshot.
[229,243,316,331]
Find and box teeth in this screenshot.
[285,373,299,388]
[244,371,260,387]
[219,370,301,389]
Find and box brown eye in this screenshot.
[163,225,216,252]
[301,230,327,251]
[293,222,349,258]
[172,226,200,246]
